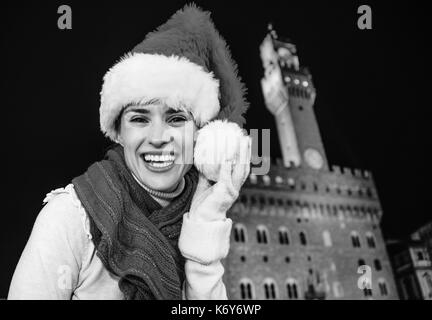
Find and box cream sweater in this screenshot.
[8,184,232,300]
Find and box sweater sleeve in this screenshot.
[178,213,232,300]
[8,191,89,300]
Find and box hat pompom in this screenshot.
[194,119,248,182]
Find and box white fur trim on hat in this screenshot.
[100,53,221,141]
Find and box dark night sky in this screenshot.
[1,1,430,296]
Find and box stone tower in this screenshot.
[222,26,398,300]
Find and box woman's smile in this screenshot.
[141,151,176,172]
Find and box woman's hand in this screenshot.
[188,135,252,222]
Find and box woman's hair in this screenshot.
[113,108,125,134]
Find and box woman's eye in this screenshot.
[168,115,187,124]
[130,117,149,123]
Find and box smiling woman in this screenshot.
[7,4,251,300]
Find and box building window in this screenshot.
[285,256,291,263]
[358,258,366,267]
[323,230,332,247]
[417,251,425,261]
[264,280,277,299]
[256,226,269,244]
[240,279,254,299]
[374,259,382,271]
[259,196,266,209]
[363,287,373,297]
[234,224,247,243]
[278,227,290,245]
[378,279,388,296]
[286,279,299,299]
[366,233,376,248]
[351,231,361,248]
[299,231,307,246]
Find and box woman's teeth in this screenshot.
[143,154,175,167]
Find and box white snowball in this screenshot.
[194,119,247,182]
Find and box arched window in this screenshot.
[299,231,307,246]
[240,279,254,299]
[374,259,382,271]
[351,231,361,248]
[256,225,269,244]
[264,279,277,299]
[366,232,376,248]
[234,223,247,243]
[286,279,299,299]
[363,287,373,297]
[278,227,290,245]
[378,279,388,296]
[323,230,332,247]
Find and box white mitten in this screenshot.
[189,133,251,222]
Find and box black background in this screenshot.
[1,0,430,298]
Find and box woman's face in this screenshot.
[117,100,197,192]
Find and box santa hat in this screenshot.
[99,3,249,141]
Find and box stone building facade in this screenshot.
[222,27,398,300]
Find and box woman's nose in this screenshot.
[148,123,172,148]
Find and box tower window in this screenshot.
[298,105,304,111]
[378,279,388,296]
[374,259,382,271]
[366,233,376,248]
[299,231,307,246]
[351,231,361,248]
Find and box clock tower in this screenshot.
[260,25,329,171]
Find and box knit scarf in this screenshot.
[71,145,199,300]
